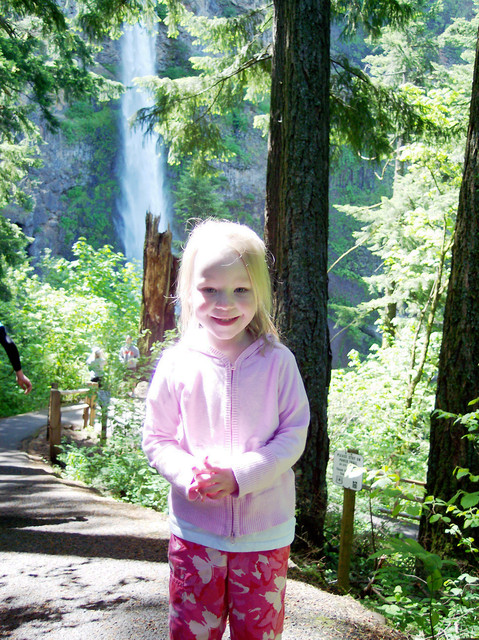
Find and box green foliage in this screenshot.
[0,0,129,206]
[329,54,439,160]
[0,137,42,209]
[0,217,30,300]
[145,1,441,175]
[328,352,479,639]
[336,145,458,324]
[328,330,435,479]
[0,240,141,416]
[76,0,159,41]
[359,468,424,521]
[334,57,468,321]
[60,101,118,145]
[421,403,479,555]
[330,9,472,382]
[171,162,262,242]
[40,239,141,327]
[137,3,272,172]
[58,400,170,511]
[56,101,121,251]
[332,0,420,39]
[172,168,224,230]
[159,37,193,79]
[368,537,479,639]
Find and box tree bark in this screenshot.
[138,212,177,357]
[419,31,479,560]
[265,0,331,548]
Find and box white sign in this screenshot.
[332,450,364,491]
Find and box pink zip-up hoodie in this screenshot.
[142,331,310,539]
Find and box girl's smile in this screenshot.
[212,316,240,325]
[192,245,257,359]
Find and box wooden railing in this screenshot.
[48,384,97,463]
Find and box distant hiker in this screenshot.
[143,220,310,639]
[86,346,109,438]
[119,336,139,369]
[0,322,32,394]
[86,347,106,384]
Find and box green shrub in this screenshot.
[0,240,141,416]
[58,399,170,512]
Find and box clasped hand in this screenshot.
[188,456,238,501]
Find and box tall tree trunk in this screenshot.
[419,32,479,560]
[138,212,177,358]
[265,0,331,548]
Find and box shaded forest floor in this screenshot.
[0,409,412,639]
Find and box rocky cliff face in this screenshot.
[10,124,110,259]
[3,37,123,259]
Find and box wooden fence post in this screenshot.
[86,383,97,427]
[336,447,361,592]
[337,486,356,591]
[49,387,62,464]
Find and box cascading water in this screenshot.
[117,23,167,261]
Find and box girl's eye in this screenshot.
[201,287,216,294]
[235,288,249,294]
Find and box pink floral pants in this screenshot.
[168,533,289,640]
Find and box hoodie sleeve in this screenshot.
[231,346,310,497]
[142,348,197,498]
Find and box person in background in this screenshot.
[0,322,32,394]
[142,219,310,640]
[119,335,140,369]
[86,347,106,384]
[86,346,109,436]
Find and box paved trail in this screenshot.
[0,409,405,640]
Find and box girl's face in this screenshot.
[192,245,257,358]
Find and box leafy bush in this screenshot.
[358,403,479,639]
[420,402,479,557]
[367,537,479,640]
[58,399,169,512]
[328,325,436,481]
[0,240,142,416]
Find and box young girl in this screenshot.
[143,220,310,640]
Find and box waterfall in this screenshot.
[117,24,167,262]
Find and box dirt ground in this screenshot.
[0,410,409,640]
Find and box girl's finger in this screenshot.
[203,456,222,472]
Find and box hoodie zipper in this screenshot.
[229,362,236,540]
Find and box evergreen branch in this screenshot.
[0,16,16,37]
[331,56,371,83]
[193,82,224,125]
[195,48,271,99]
[330,308,374,344]
[328,234,369,273]
[136,48,271,133]
[332,0,418,39]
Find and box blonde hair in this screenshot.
[177,219,278,341]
